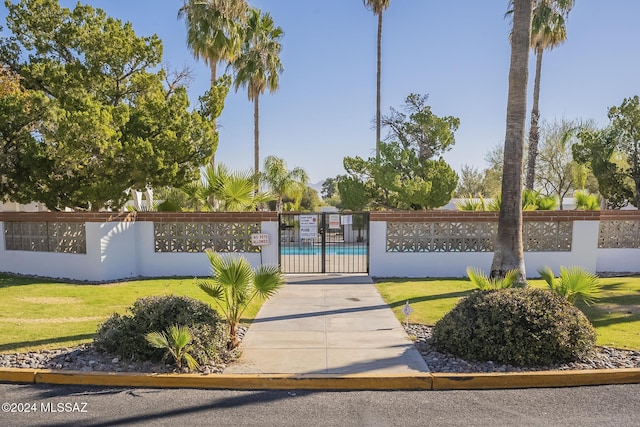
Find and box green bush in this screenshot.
[432,288,597,366]
[94,295,226,365]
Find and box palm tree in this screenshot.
[198,251,284,348]
[231,9,284,175]
[179,0,248,86]
[178,0,248,166]
[363,0,391,160]
[523,0,575,189]
[490,0,533,283]
[183,163,273,211]
[261,156,309,213]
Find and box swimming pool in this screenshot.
[280,245,368,255]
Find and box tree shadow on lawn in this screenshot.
[0,333,94,352]
[385,290,473,308]
[579,287,640,329]
[0,273,58,289]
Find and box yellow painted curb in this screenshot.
[2,368,640,390]
[431,368,640,390]
[0,368,37,384]
[33,370,433,390]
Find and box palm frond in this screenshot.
[253,264,284,299]
[145,330,169,349]
[538,266,558,291]
[559,266,601,305]
[466,266,491,290]
[198,280,225,301]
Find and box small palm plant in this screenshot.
[198,251,284,349]
[145,325,200,371]
[574,190,600,210]
[538,266,601,306]
[466,266,520,290]
[455,195,487,211]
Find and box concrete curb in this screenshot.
[1,368,640,390]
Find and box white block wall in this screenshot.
[368,220,601,278]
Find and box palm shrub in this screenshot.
[486,190,554,211]
[574,190,600,210]
[466,266,520,290]
[432,288,597,366]
[94,295,226,365]
[199,251,284,348]
[146,325,200,371]
[538,265,601,306]
[455,195,487,211]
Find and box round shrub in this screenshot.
[432,287,597,367]
[94,295,226,365]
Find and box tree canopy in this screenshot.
[342,94,458,210]
[573,96,640,208]
[0,0,215,210]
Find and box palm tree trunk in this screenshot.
[228,321,240,349]
[208,62,219,208]
[490,0,532,283]
[525,46,543,190]
[375,12,383,161]
[209,62,218,168]
[254,94,260,175]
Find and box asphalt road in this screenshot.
[0,383,638,426]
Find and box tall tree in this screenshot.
[490,0,533,282]
[344,94,459,210]
[609,96,640,208]
[179,0,248,86]
[455,164,487,197]
[1,0,214,210]
[573,96,640,209]
[261,156,308,213]
[363,0,391,160]
[232,8,284,175]
[178,0,248,165]
[536,118,594,209]
[522,0,575,189]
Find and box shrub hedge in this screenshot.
[432,287,597,366]
[94,295,226,365]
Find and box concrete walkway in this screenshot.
[224,274,429,375]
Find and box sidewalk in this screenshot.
[224,274,429,375]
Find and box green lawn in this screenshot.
[376,276,640,350]
[2,273,639,354]
[0,274,264,353]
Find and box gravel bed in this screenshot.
[2,324,639,374]
[0,327,246,375]
[405,323,640,373]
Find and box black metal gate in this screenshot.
[278,212,369,273]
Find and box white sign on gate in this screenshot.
[299,214,318,239]
[328,214,341,230]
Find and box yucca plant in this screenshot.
[198,251,284,348]
[145,325,200,371]
[538,265,601,306]
[466,266,521,290]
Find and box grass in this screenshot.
[376,276,640,350]
[3,273,639,353]
[0,274,264,353]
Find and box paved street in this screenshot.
[1,383,639,426]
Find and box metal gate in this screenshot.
[279,212,369,273]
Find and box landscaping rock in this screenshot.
[405,323,640,373]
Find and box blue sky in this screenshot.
[2,1,640,184]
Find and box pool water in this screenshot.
[280,246,368,255]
